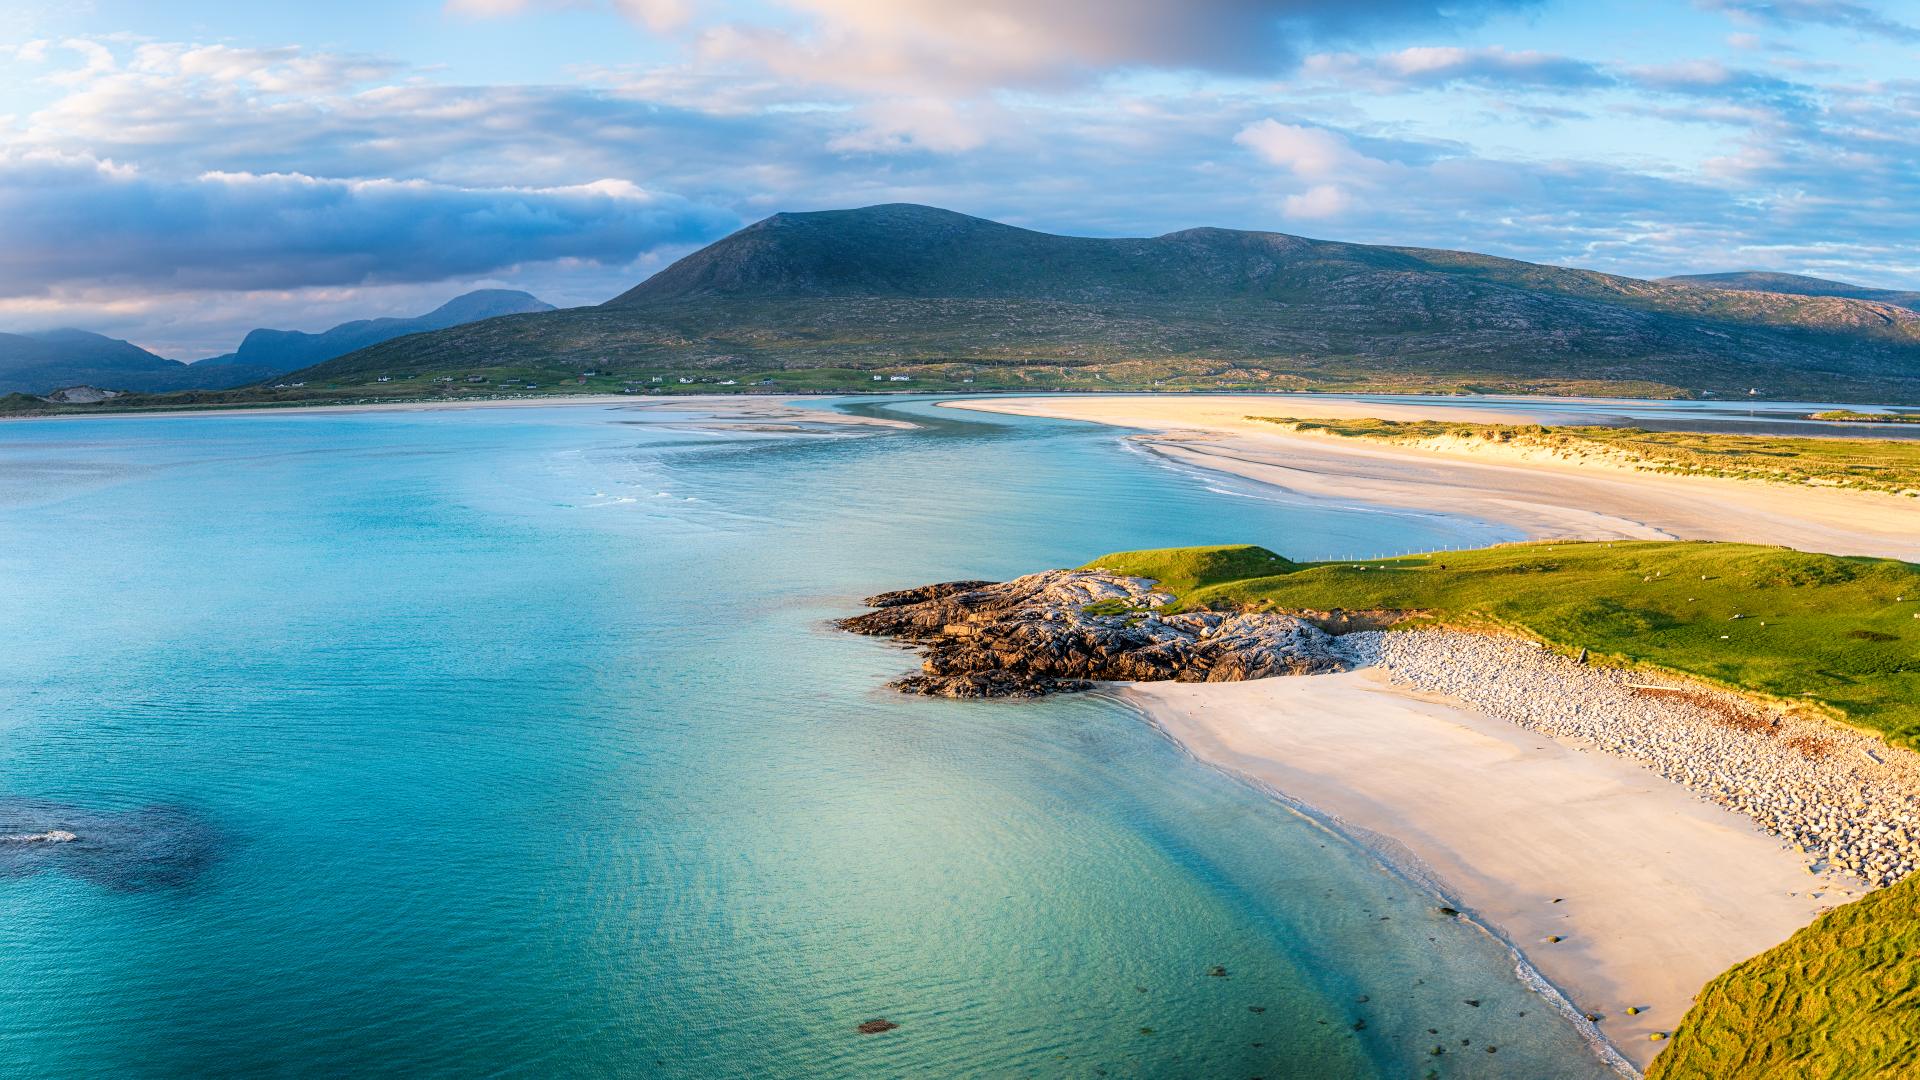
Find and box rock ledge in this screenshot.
[838,569,1352,698]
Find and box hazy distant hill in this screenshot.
[197,290,554,373]
[0,290,554,397]
[205,206,1920,402]
[0,330,217,395]
[1664,271,1920,313]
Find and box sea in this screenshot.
[2,392,1859,1078]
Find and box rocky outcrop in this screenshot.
[1,829,78,844]
[839,569,1353,698]
[45,386,119,404]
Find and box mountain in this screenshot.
[1663,272,1920,313]
[227,206,1920,402]
[0,290,554,397]
[197,289,554,373]
[0,330,205,395]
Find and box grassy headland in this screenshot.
[1251,416,1920,496]
[1646,872,1920,1079]
[1811,409,1920,424]
[1087,540,1920,1074]
[1086,540,1920,747]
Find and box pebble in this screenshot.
[1348,630,1920,890]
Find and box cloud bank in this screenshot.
[0,152,735,296]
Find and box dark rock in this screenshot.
[840,569,1354,699]
[856,1019,898,1035]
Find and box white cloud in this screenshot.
[1235,119,1382,181]
[1302,45,1612,90]
[1282,183,1353,218]
[826,99,993,154]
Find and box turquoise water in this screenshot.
[0,398,1616,1078]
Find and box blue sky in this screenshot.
[3,0,1918,356]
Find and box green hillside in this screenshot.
[19,205,1920,414]
[283,205,1920,403]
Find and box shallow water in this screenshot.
[0,398,1619,1078]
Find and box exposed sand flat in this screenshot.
[947,395,1920,560]
[1129,667,1856,1071]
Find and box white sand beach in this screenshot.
[947,395,1920,561]
[1129,663,1863,1071]
[938,394,1920,1070]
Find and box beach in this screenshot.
[934,394,1920,1070]
[1127,645,1884,1071]
[947,395,1920,561]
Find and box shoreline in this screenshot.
[1116,683,1638,1079]
[1119,638,1889,1072]
[944,395,1920,561]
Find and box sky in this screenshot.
[2,0,1918,357]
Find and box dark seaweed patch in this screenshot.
[0,798,221,891]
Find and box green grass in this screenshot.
[1088,544,1302,595]
[1081,541,1920,746]
[1646,873,1920,1080]
[1812,409,1920,424]
[1250,416,1920,495]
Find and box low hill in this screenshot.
[0,330,215,395]
[1665,271,1920,313]
[290,205,1920,403]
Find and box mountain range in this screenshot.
[291,204,1920,403]
[0,290,553,396]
